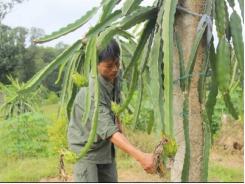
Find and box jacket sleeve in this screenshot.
[96,103,119,140]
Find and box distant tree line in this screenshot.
[0,24,68,92]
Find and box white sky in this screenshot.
[2,0,154,47]
[2,0,102,47]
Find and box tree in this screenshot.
[0,24,27,83]
[0,24,65,92]
[55,42,69,52]
[29,27,45,46]
[0,0,26,21]
[17,0,243,182]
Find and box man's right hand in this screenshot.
[110,132,156,174]
[138,153,156,174]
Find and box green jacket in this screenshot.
[68,74,121,164]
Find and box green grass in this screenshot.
[116,151,136,170]
[0,103,243,182]
[0,157,58,182]
[0,103,68,182]
[0,156,73,182]
[41,103,59,118]
[208,162,244,182]
[1,154,243,182]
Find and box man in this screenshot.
[68,39,155,182]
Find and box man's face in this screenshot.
[97,58,120,82]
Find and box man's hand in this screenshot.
[138,153,155,174]
[110,132,156,174]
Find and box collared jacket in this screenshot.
[67,74,121,164]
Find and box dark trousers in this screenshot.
[74,159,118,182]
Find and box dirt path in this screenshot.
[118,169,164,182]
[210,148,243,169]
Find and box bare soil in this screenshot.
[210,117,244,170]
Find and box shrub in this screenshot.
[48,115,68,154]
[0,112,51,158]
[45,91,59,105]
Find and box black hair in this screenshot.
[98,39,120,63]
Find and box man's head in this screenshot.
[97,39,120,83]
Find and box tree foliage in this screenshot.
[0,24,27,83]
[0,24,67,92]
[0,0,26,21]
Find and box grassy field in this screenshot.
[0,157,59,182]
[209,163,243,182]
[0,132,243,182]
[0,103,243,182]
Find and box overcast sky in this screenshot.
[2,0,102,47]
[2,0,154,47]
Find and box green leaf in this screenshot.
[139,26,155,73]
[201,114,211,181]
[175,32,186,91]
[238,0,244,20]
[216,36,231,91]
[55,62,66,84]
[100,0,118,22]
[97,27,134,52]
[122,0,143,15]
[205,43,218,128]
[198,45,210,104]
[133,75,143,129]
[77,37,99,159]
[148,0,164,135]
[81,38,97,125]
[120,7,157,30]
[120,40,137,71]
[230,11,244,82]
[123,19,156,77]
[84,38,95,77]
[181,96,190,182]
[20,40,83,93]
[59,50,81,117]
[86,10,122,37]
[34,7,98,43]
[223,92,239,120]
[81,85,92,125]
[215,36,239,119]
[147,110,154,134]
[117,64,138,114]
[162,0,178,136]
[215,0,229,38]
[186,15,209,90]
[229,57,239,90]
[120,39,137,57]
[67,54,85,119]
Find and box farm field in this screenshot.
[0,104,243,182]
